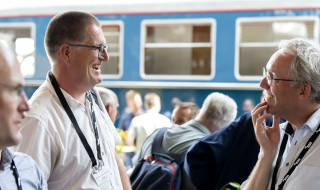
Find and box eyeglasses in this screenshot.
[68,43,108,58]
[0,83,24,97]
[263,67,301,86]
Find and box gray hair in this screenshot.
[279,38,320,103]
[196,92,237,129]
[97,87,116,107]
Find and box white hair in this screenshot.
[97,87,116,106]
[279,38,320,103]
[196,92,237,129]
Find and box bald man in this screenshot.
[97,87,119,123]
[0,42,47,189]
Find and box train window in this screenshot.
[235,17,319,81]
[141,19,216,80]
[0,23,35,78]
[100,21,123,79]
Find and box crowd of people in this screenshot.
[1,10,320,190]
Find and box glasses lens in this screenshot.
[98,45,108,57]
[263,67,271,85]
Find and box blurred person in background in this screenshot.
[97,87,119,123]
[171,102,199,125]
[132,92,237,189]
[118,90,143,131]
[242,98,255,112]
[126,92,171,155]
[118,90,144,167]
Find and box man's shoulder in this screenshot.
[131,113,146,123]
[157,113,171,122]
[12,151,38,168]
[27,82,55,117]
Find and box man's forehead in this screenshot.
[0,44,16,68]
[0,44,22,83]
[85,24,106,44]
[266,50,294,69]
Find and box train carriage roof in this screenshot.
[0,0,320,18]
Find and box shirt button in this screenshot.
[286,163,289,167]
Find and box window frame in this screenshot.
[99,20,124,79]
[0,22,36,78]
[235,16,319,81]
[140,18,216,80]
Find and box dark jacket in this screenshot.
[184,112,282,190]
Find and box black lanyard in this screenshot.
[271,122,320,190]
[11,160,22,190]
[48,72,103,170]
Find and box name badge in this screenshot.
[92,163,112,186]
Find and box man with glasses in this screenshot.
[15,11,130,190]
[0,42,47,189]
[242,38,320,190]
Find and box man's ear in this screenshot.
[298,83,311,100]
[106,105,111,114]
[59,44,70,63]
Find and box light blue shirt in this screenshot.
[0,148,47,190]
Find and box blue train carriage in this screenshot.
[0,0,319,121]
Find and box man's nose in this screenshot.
[18,91,30,118]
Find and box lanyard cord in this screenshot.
[11,160,22,190]
[271,122,320,190]
[87,91,102,161]
[48,71,103,168]
[270,133,289,190]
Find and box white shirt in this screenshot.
[14,75,122,190]
[267,108,320,190]
[128,109,171,153]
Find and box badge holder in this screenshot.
[92,160,111,186]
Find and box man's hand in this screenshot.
[251,101,280,158]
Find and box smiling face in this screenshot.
[0,44,30,149]
[260,50,300,118]
[68,24,108,91]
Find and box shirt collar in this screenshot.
[282,107,320,135]
[0,148,15,169]
[284,123,294,136]
[45,72,85,110]
[303,107,320,134]
[184,119,211,135]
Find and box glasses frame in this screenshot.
[263,67,302,86]
[68,43,108,58]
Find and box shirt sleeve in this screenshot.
[33,158,48,190]
[14,116,56,181]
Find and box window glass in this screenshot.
[236,18,318,79]
[100,23,122,77]
[0,24,35,77]
[142,19,215,79]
